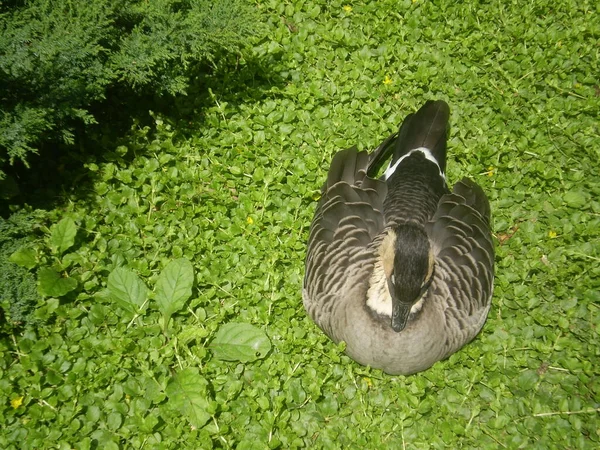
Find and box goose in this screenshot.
[303,100,494,375]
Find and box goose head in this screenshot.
[381,224,435,332]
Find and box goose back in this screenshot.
[303,100,495,375]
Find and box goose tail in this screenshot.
[368,100,450,178]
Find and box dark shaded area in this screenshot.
[1,0,272,214]
[0,52,282,334]
[0,54,281,218]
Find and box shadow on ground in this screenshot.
[0,54,283,218]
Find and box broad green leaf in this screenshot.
[34,298,59,321]
[138,415,159,434]
[517,370,539,390]
[38,267,78,297]
[166,367,211,429]
[107,267,148,315]
[287,378,306,405]
[86,405,101,423]
[91,430,119,450]
[9,247,37,269]
[155,258,194,322]
[209,323,271,362]
[106,412,122,431]
[563,190,589,209]
[318,393,339,416]
[49,218,78,254]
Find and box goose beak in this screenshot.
[387,278,412,332]
[391,298,411,332]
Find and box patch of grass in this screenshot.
[1,0,599,448]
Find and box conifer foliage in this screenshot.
[0,0,262,178]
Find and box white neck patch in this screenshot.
[366,261,392,316]
[383,147,445,181]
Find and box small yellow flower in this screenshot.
[343,5,352,13]
[364,377,373,387]
[486,166,494,177]
[246,216,254,225]
[383,75,393,85]
[11,396,24,409]
[548,231,557,239]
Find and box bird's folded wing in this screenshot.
[304,147,387,317]
[425,178,495,325]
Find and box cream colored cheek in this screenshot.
[383,257,393,278]
[426,250,435,281]
[380,233,396,278]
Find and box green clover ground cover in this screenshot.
[1,0,599,448]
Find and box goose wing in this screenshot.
[426,177,495,348]
[303,147,387,337]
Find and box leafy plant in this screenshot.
[37,267,77,298]
[166,367,214,429]
[1,0,599,448]
[47,218,77,255]
[35,217,79,297]
[155,258,194,330]
[210,322,272,362]
[0,0,264,177]
[107,267,149,317]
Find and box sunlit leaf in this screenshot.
[563,190,589,209]
[9,246,37,269]
[38,267,77,297]
[155,258,194,324]
[107,267,148,315]
[209,323,271,362]
[166,367,211,428]
[49,218,77,254]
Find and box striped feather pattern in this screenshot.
[303,100,495,375]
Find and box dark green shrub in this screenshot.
[0,209,47,332]
[0,0,263,178]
